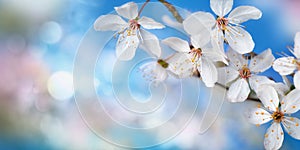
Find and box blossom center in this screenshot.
[189,45,202,63]
[216,17,229,31]
[127,19,140,36]
[157,59,169,68]
[272,111,284,123]
[239,66,251,79]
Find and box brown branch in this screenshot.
[158,0,183,23]
[138,0,150,17]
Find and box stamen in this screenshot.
[239,65,251,79]
[272,111,284,123]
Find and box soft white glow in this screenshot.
[48,71,74,101]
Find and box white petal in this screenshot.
[295,71,300,89]
[94,14,127,31]
[167,53,194,78]
[294,32,300,58]
[199,57,218,87]
[257,85,280,112]
[114,2,138,19]
[272,82,290,97]
[138,16,165,29]
[191,34,210,49]
[281,89,300,114]
[202,47,228,64]
[228,6,262,24]
[249,75,275,93]
[210,0,233,17]
[139,29,161,58]
[245,107,272,125]
[264,123,284,150]
[217,67,239,85]
[162,37,190,53]
[249,48,275,73]
[226,48,248,70]
[154,64,168,82]
[211,28,227,60]
[282,117,300,140]
[227,78,250,102]
[183,11,215,35]
[140,61,168,82]
[225,26,255,54]
[116,30,139,60]
[282,75,292,89]
[273,57,297,75]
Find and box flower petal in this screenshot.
[183,11,215,35]
[294,32,300,58]
[294,71,300,89]
[211,28,226,56]
[282,117,300,140]
[256,85,280,112]
[167,53,194,78]
[249,48,275,73]
[264,123,284,150]
[245,107,272,125]
[199,57,218,87]
[217,67,239,85]
[139,29,161,58]
[225,26,255,54]
[162,37,190,53]
[273,57,297,75]
[226,48,248,70]
[210,0,233,17]
[281,89,300,114]
[138,16,165,29]
[114,2,138,19]
[227,78,250,102]
[116,30,139,60]
[249,75,275,93]
[191,34,210,49]
[228,6,262,24]
[94,14,127,31]
[202,47,228,64]
[140,61,167,82]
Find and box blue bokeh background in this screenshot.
[0,0,300,149]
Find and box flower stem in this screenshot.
[158,0,183,23]
[138,0,150,17]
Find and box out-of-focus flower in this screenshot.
[94,2,165,60]
[245,85,300,150]
[183,0,262,54]
[139,58,169,84]
[218,49,274,102]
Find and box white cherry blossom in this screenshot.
[273,32,300,89]
[183,0,262,54]
[139,58,169,84]
[218,48,275,102]
[94,2,165,60]
[246,85,300,150]
[162,36,225,87]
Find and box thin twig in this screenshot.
[138,0,150,17]
[158,0,183,23]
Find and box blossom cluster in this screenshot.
[94,0,300,149]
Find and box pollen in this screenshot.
[296,123,299,127]
[239,66,251,79]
